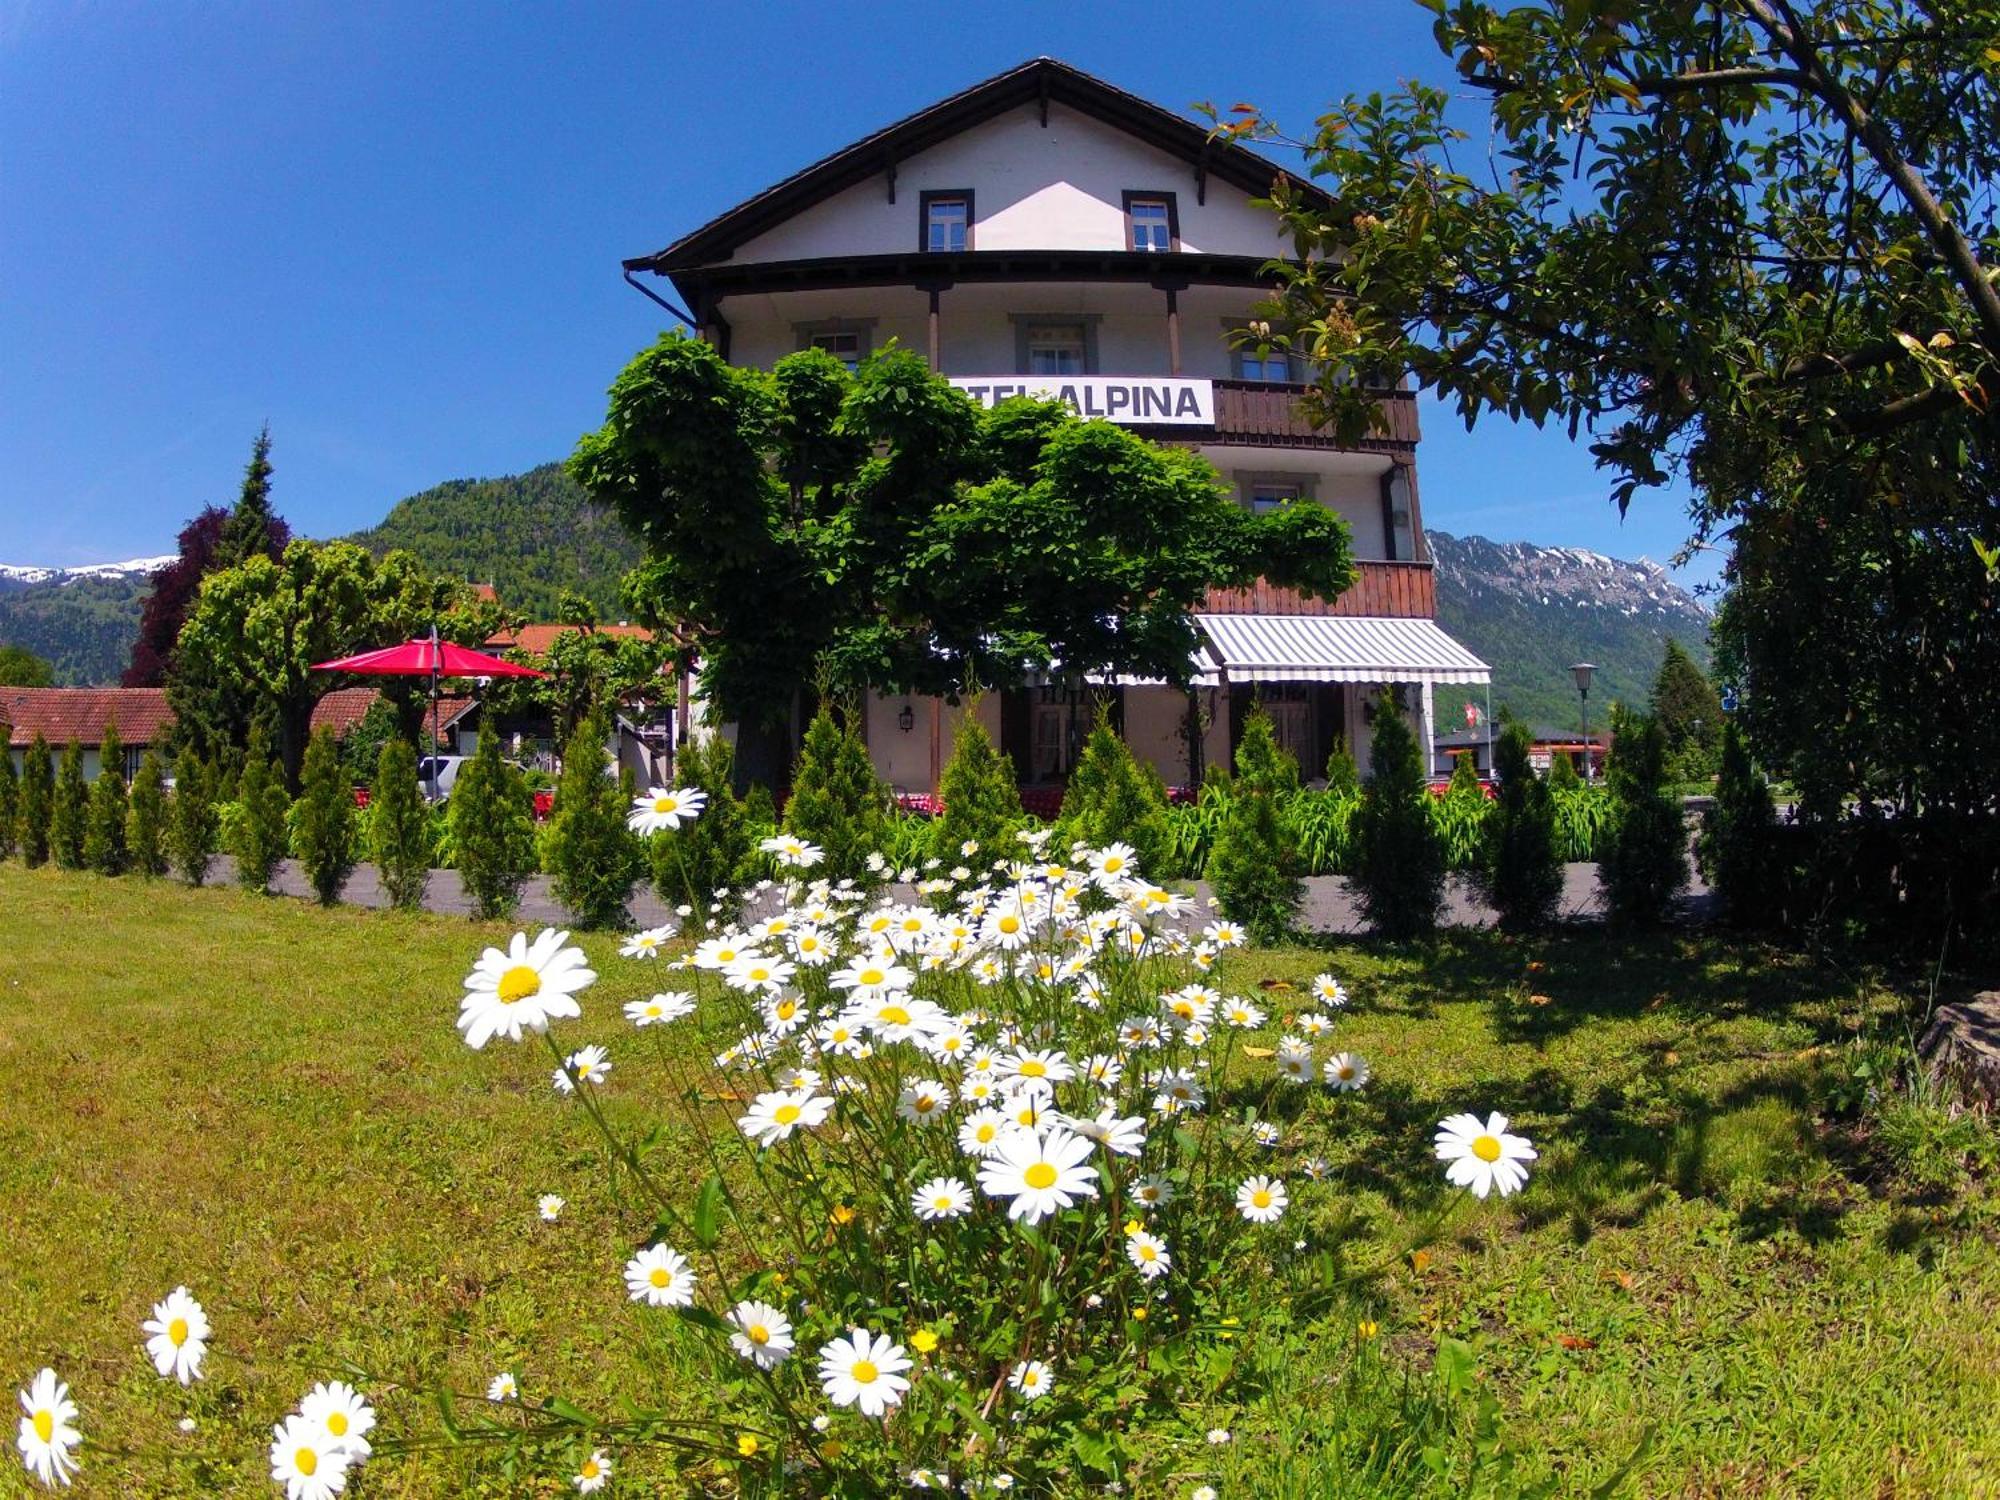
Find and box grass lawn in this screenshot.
[1,863,1996,1496]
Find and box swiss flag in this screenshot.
[1463,701,1480,728]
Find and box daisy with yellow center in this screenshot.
[623,1245,696,1308]
[459,929,595,1049]
[728,1300,796,1369]
[15,1368,79,1489]
[1434,1111,1537,1198]
[574,1448,613,1492]
[141,1286,210,1385]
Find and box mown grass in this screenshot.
[1,864,1996,1496]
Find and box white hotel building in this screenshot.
[623,59,1488,804]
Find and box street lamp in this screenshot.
[1569,662,1596,783]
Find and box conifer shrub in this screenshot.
[930,706,1025,864]
[168,748,220,886]
[1352,707,1444,938]
[651,732,754,922]
[449,729,538,920]
[1056,722,1172,882]
[0,734,17,861]
[84,726,130,875]
[1699,720,1778,929]
[546,713,645,929]
[1598,705,1689,927]
[784,707,890,885]
[50,741,87,870]
[292,726,357,905]
[1482,722,1563,931]
[127,750,169,877]
[17,734,53,867]
[231,730,292,893]
[368,737,433,911]
[1208,710,1304,941]
[1548,750,1583,791]
[1325,739,1361,795]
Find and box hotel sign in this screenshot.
[949,376,1215,427]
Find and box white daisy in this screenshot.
[911,1175,973,1221]
[957,1107,1010,1159]
[1275,1043,1316,1084]
[977,1127,1099,1224]
[1008,1359,1054,1401]
[760,992,810,1036]
[619,925,673,960]
[459,930,595,1049]
[1000,1049,1074,1091]
[629,785,706,834]
[817,1329,913,1418]
[1325,1053,1371,1092]
[625,991,695,1026]
[724,953,796,995]
[1131,1174,1176,1210]
[574,1448,613,1492]
[538,1193,566,1221]
[728,1300,796,1370]
[1063,1106,1146,1157]
[486,1372,518,1402]
[1311,973,1350,1008]
[141,1286,209,1385]
[1081,1052,1124,1087]
[15,1368,79,1489]
[299,1381,375,1460]
[624,1244,696,1308]
[552,1043,612,1094]
[738,1088,835,1147]
[1236,1175,1289,1223]
[1434,1112,1537,1198]
[1088,841,1138,887]
[268,1413,349,1500]
[830,955,916,1002]
[760,834,825,869]
[1125,1229,1171,1279]
[1221,997,1266,1029]
[896,1079,954,1126]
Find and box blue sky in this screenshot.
[0,0,1719,592]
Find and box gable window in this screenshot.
[794,318,877,371]
[1123,191,1178,253]
[1023,322,1088,375]
[920,190,972,253]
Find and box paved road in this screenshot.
[213,856,1711,933]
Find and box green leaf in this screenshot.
[692,1172,724,1249]
[1435,1336,1477,1396]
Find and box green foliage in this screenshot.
[230,730,292,893]
[1652,639,1723,783]
[1482,723,1563,931]
[648,733,755,921]
[368,738,433,910]
[545,713,644,929]
[127,750,168,877]
[1550,784,1611,863]
[1698,721,1777,929]
[0,575,147,687]
[1430,761,1491,869]
[292,727,356,905]
[167,748,219,887]
[1056,722,1172,883]
[1165,778,1233,879]
[486,624,672,743]
[18,735,53,868]
[930,705,1024,864]
[1324,739,1360,795]
[782,708,889,885]
[337,696,403,786]
[0,738,15,860]
[83,727,129,876]
[210,426,280,573]
[1548,749,1583,791]
[569,335,1355,730]
[1352,709,1444,939]
[448,729,538,920]
[1598,707,1689,927]
[1208,712,1304,941]
[1285,788,1361,875]
[0,644,54,687]
[50,741,87,870]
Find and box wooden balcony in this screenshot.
[1203,560,1436,619]
[1176,379,1419,450]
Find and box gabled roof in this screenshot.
[629,57,1332,275]
[1,688,174,749]
[307,688,479,739]
[486,622,655,657]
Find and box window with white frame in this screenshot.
[1247,480,1303,514]
[924,194,969,253]
[1023,322,1088,375]
[1126,195,1174,252]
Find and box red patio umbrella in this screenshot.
[314,627,546,796]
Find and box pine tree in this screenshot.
[1056,722,1173,883]
[368,737,432,910]
[127,750,169,877]
[18,734,53,866]
[1481,722,1563,931]
[232,729,292,893]
[1698,720,1778,929]
[167,748,219,886]
[212,426,279,572]
[1548,748,1583,790]
[931,706,1024,865]
[784,707,890,885]
[650,733,753,921]
[449,728,538,920]
[84,726,130,875]
[293,726,356,905]
[17,734,52,867]
[1447,749,1482,796]
[0,737,17,860]
[1208,710,1304,941]
[1650,639,1724,783]
[1352,707,1445,938]
[1325,739,1361,795]
[1597,705,1689,926]
[50,742,87,870]
[546,712,644,928]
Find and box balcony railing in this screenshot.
[1203,560,1436,619]
[1204,379,1419,448]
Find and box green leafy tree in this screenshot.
[449,730,538,920]
[1652,639,1723,783]
[1056,722,1173,884]
[0,645,54,687]
[569,336,1356,782]
[1698,720,1779,929]
[930,705,1025,865]
[292,726,356,905]
[231,730,292,893]
[0,732,16,860]
[50,741,87,870]
[83,726,129,875]
[1481,722,1563,931]
[649,732,754,922]
[127,750,169,877]
[1208,711,1304,942]
[1352,708,1445,939]
[545,713,644,928]
[1598,706,1690,926]
[1324,739,1360,795]
[17,734,52,867]
[167,748,219,886]
[368,737,433,910]
[784,708,889,886]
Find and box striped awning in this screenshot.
[1194,614,1490,686]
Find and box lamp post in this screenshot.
[1570,662,1596,783]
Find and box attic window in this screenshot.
[1124,192,1178,252]
[922,191,971,253]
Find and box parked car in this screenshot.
[416,755,470,800]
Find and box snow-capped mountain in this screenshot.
[0,556,173,590]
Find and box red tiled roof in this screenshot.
[486,622,654,656]
[309,688,477,737]
[1,688,174,749]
